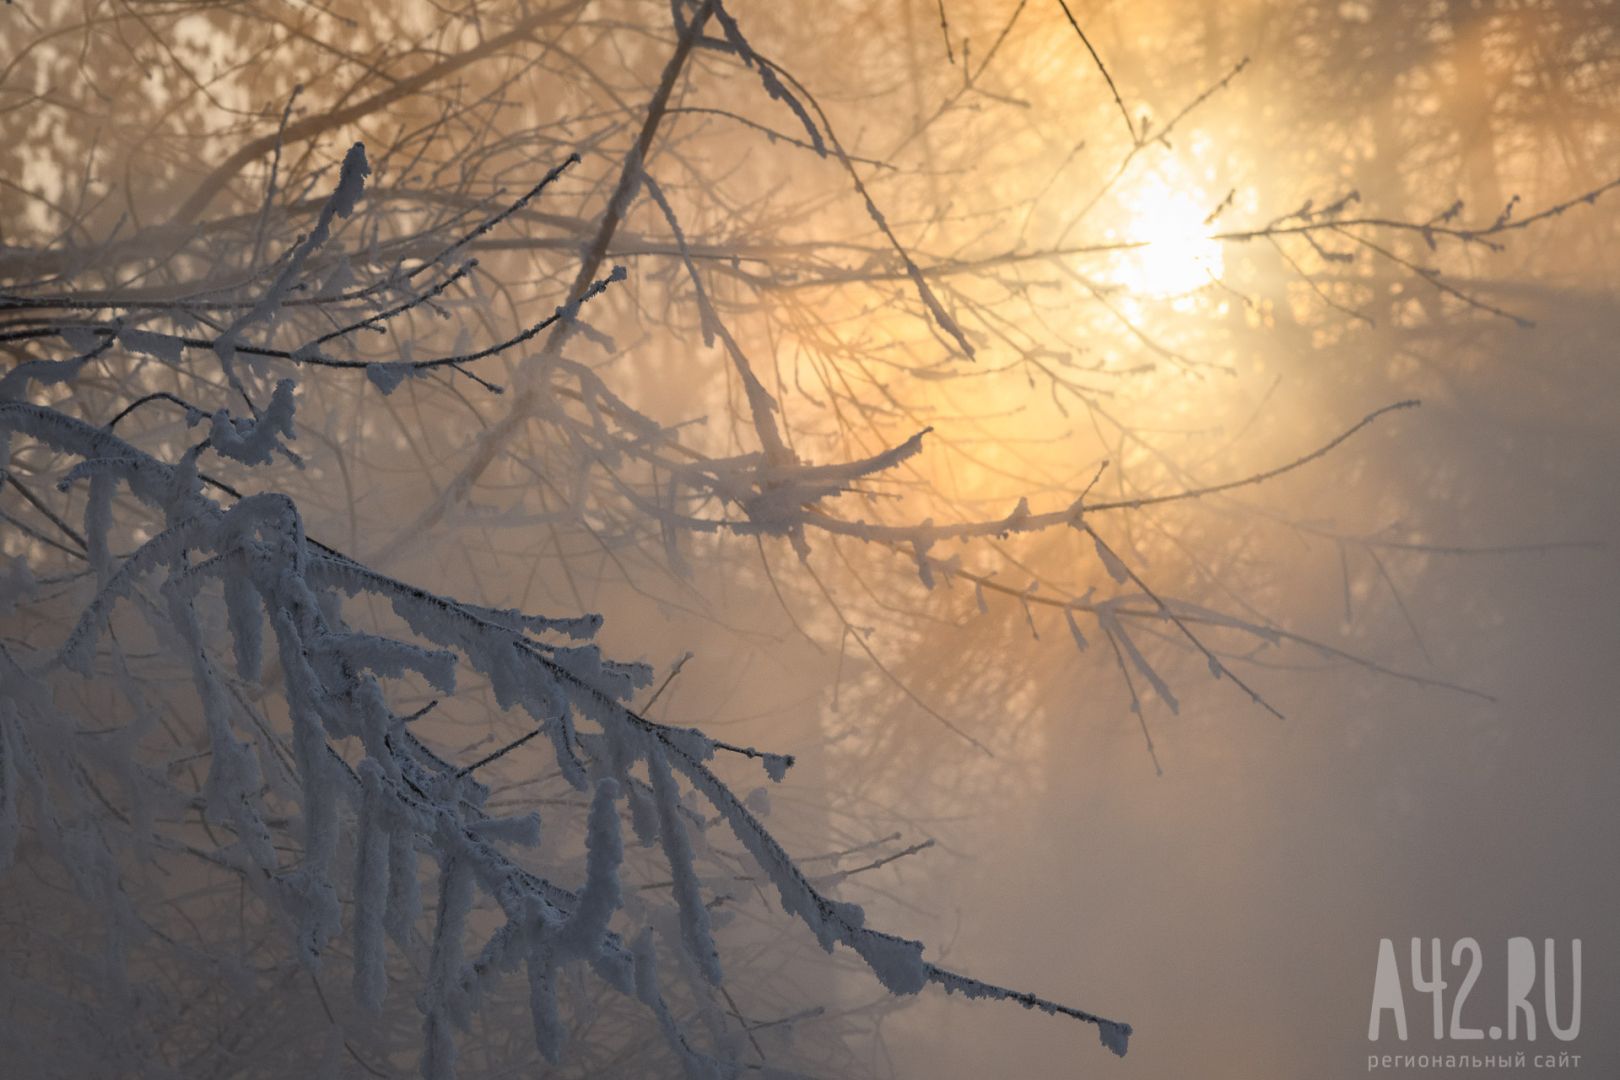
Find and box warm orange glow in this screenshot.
[1111,176,1224,298]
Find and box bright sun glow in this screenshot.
[1111,179,1225,298]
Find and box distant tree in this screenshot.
[2,0,1615,1076]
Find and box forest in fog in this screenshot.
[1,0,1617,1077]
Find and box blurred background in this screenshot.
[2,0,1617,1075]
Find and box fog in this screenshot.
[2,0,1616,1077]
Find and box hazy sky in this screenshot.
[2,1,1616,1077]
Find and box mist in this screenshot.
[1,1,1616,1077]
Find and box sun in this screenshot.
[1110,178,1225,298]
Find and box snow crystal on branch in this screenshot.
[208,378,299,466]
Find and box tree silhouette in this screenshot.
[2,0,1616,1076]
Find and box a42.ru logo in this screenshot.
[1369,937,1581,1042]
